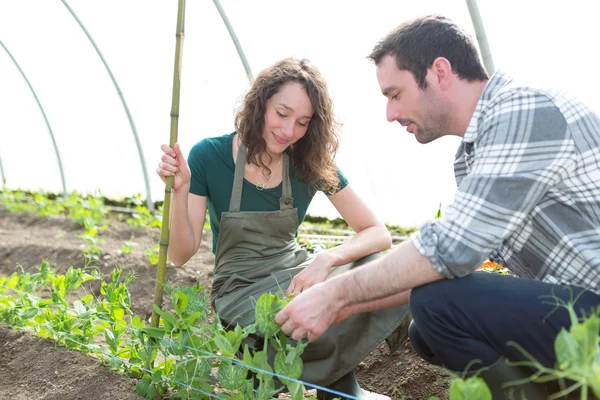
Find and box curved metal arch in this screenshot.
[0,153,5,186]
[60,0,154,210]
[466,0,495,75]
[0,39,67,197]
[212,0,253,81]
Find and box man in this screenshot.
[276,15,600,399]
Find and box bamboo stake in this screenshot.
[151,0,186,328]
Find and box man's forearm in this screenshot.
[331,239,445,308]
[346,290,410,315]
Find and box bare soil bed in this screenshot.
[0,208,449,399]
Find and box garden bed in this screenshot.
[0,206,450,399]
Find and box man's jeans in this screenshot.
[408,271,600,372]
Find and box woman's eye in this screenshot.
[276,111,286,118]
[298,121,308,127]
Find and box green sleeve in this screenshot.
[188,140,209,197]
[324,165,349,195]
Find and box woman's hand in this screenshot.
[157,143,191,193]
[286,252,336,295]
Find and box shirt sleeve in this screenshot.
[412,90,576,278]
[188,140,210,197]
[319,165,349,195]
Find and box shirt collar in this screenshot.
[463,70,513,143]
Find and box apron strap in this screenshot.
[280,152,293,210]
[229,141,294,212]
[229,141,247,212]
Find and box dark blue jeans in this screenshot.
[408,272,600,373]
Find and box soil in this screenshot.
[0,208,450,399]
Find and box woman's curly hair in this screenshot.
[235,58,341,193]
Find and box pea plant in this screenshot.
[0,261,315,400]
[1,189,109,264]
[507,296,600,399]
[126,193,162,229]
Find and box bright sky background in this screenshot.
[1,0,599,226]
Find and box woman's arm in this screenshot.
[286,184,391,294]
[319,184,392,267]
[157,143,208,266]
[167,192,207,266]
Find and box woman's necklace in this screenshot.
[254,159,282,190]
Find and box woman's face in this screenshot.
[262,82,314,156]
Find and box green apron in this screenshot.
[212,143,408,386]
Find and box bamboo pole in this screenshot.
[465,0,496,75]
[212,0,253,81]
[151,0,186,328]
[60,0,155,211]
[0,39,67,197]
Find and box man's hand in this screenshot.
[276,280,344,341]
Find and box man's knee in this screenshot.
[408,319,441,365]
[409,279,446,317]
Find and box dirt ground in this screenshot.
[0,208,450,399]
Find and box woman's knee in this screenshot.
[352,252,382,268]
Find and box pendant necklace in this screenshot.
[254,159,282,190]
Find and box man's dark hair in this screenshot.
[368,15,488,89]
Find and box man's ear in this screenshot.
[431,57,453,90]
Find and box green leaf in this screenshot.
[21,308,39,320]
[590,355,600,397]
[152,304,178,327]
[138,344,158,364]
[287,381,304,400]
[131,315,144,329]
[112,307,125,321]
[555,329,579,369]
[142,326,165,339]
[255,293,280,337]
[256,377,277,400]
[449,377,491,400]
[173,291,189,314]
[73,300,86,315]
[214,333,235,357]
[135,377,157,400]
[274,350,303,388]
[435,202,443,219]
[252,350,273,380]
[243,344,254,367]
[217,362,248,390]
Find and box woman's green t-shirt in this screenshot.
[188,133,349,253]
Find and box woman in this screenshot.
[157,58,407,399]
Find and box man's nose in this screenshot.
[387,102,401,123]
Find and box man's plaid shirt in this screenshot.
[412,71,600,295]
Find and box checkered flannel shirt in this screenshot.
[412,71,600,295]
